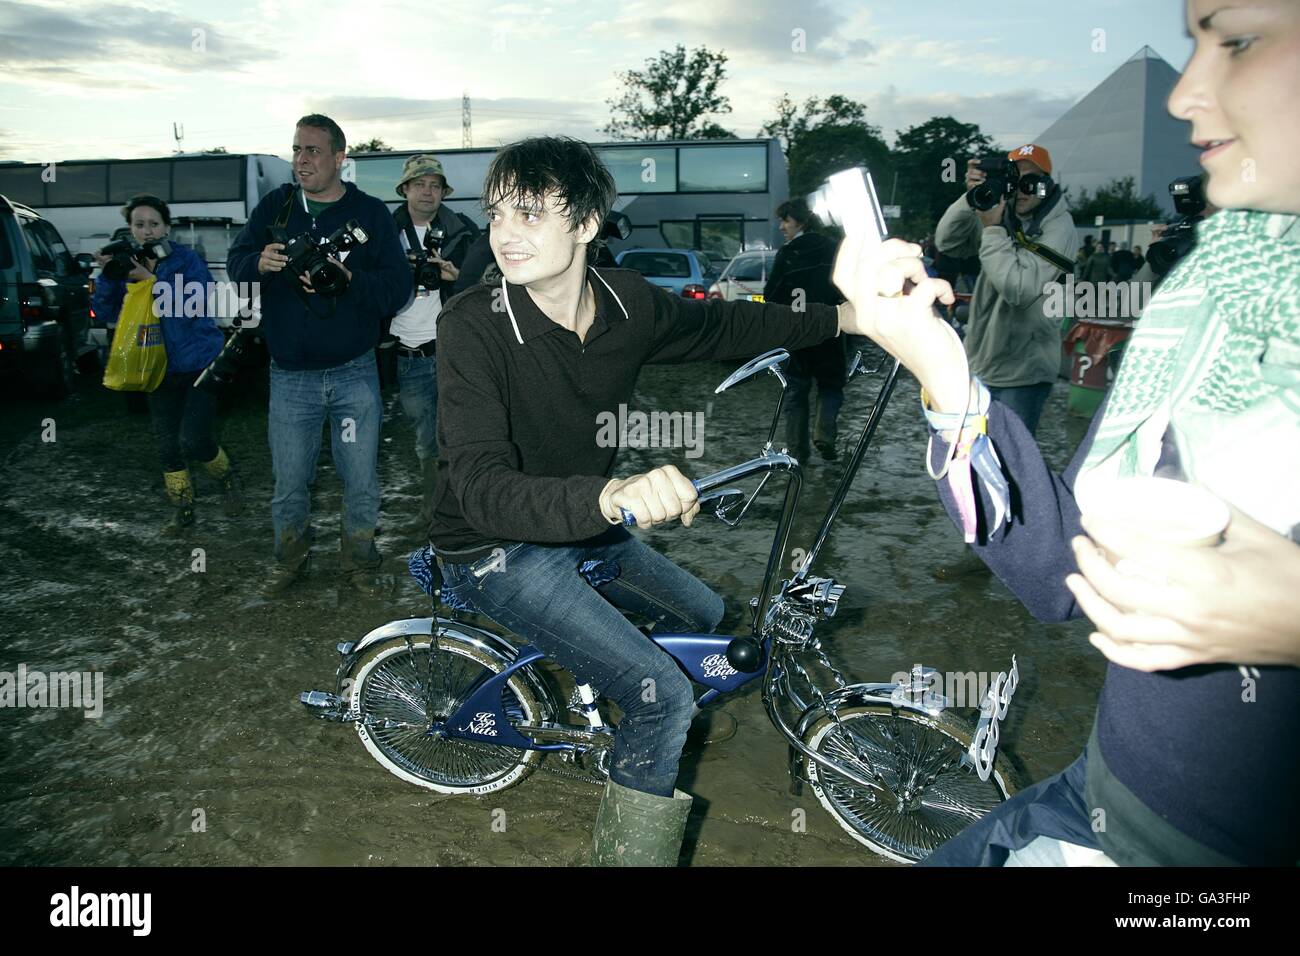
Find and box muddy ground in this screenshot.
[0,348,1101,866]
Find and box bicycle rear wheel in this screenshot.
[348,636,543,795]
[803,703,1013,864]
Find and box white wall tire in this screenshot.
[348,637,543,795]
[803,703,1015,864]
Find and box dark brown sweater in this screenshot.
[429,266,839,561]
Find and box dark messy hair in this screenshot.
[775,198,820,231]
[481,137,616,254]
[122,193,171,226]
[296,113,347,154]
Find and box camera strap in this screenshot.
[269,187,336,320]
[1011,228,1074,276]
[273,186,299,233]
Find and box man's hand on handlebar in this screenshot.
[600,465,700,529]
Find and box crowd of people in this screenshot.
[93,0,1296,869]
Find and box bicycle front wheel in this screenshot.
[348,636,543,795]
[803,703,1013,864]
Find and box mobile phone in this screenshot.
[806,167,887,246]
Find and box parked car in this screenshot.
[708,249,777,302]
[0,194,96,398]
[615,247,718,299]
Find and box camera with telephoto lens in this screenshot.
[966,155,1021,212]
[1146,176,1207,277]
[411,225,447,291]
[195,327,262,395]
[270,220,369,297]
[98,236,173,281]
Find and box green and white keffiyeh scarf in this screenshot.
[1076,210,1300,535]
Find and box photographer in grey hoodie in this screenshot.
[936,144,1078,436]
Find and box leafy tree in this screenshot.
[1069,176,1163,223]
[788,123,893,200]
[201,146,228,154]
[761,93,874,157]
[604,45,733,140]
[351,137,393,153]
[891,116,998,238]
[695,122,738,140]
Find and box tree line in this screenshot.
[603,44,1163,237]
[340,43,1163,238]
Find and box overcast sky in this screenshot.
[0,0,1195,163]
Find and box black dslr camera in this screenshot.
[966,155,1020,211]
[1146,176,1207,277]
[269,220,369,297]
[194,327,262,395]
[410,225,447,291]
[99,236,172,281]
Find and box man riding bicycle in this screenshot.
[430,136,885,865]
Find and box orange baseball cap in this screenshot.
[1008,143,1052,175]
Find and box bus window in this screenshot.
[679,146,766,193]
[172,157,242,202]
[599,147,676,194]
[45,164,108,206]
[110,161,172,203]
[0,165,45,206]
[350,155,406,200]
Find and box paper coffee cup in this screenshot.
[1076,476,1230,550]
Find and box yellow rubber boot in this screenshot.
[162,469,195,535]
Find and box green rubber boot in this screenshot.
[590,779,693,867]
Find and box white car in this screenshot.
[707,250,776,302]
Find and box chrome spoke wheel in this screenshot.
[805,704,1013,863]
[351,638,542,794]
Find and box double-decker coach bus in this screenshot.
[346,138,789,268]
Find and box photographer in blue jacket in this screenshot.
[227,114,410,598]
[93,193,240,534]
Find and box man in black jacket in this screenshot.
[764,199,846,462]
[227,114,410,597]
[383,155,478,531]
[431,137,874,866]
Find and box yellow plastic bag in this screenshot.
[102,278,167,392]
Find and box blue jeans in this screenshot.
[397,351,438,462]
[987,382,1053,436]
[268,352,382,552]
[439,526,725,797]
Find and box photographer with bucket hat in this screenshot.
[384,155,479,533]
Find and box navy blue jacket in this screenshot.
[227,182,410,370]
[931,400,1299,865]
[92,241,223,374]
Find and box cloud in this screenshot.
[873,36,1053,77]
[595,0,876,62]
[872,85,1082,149]
[302,94,605,150]
[0,0,271,85]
